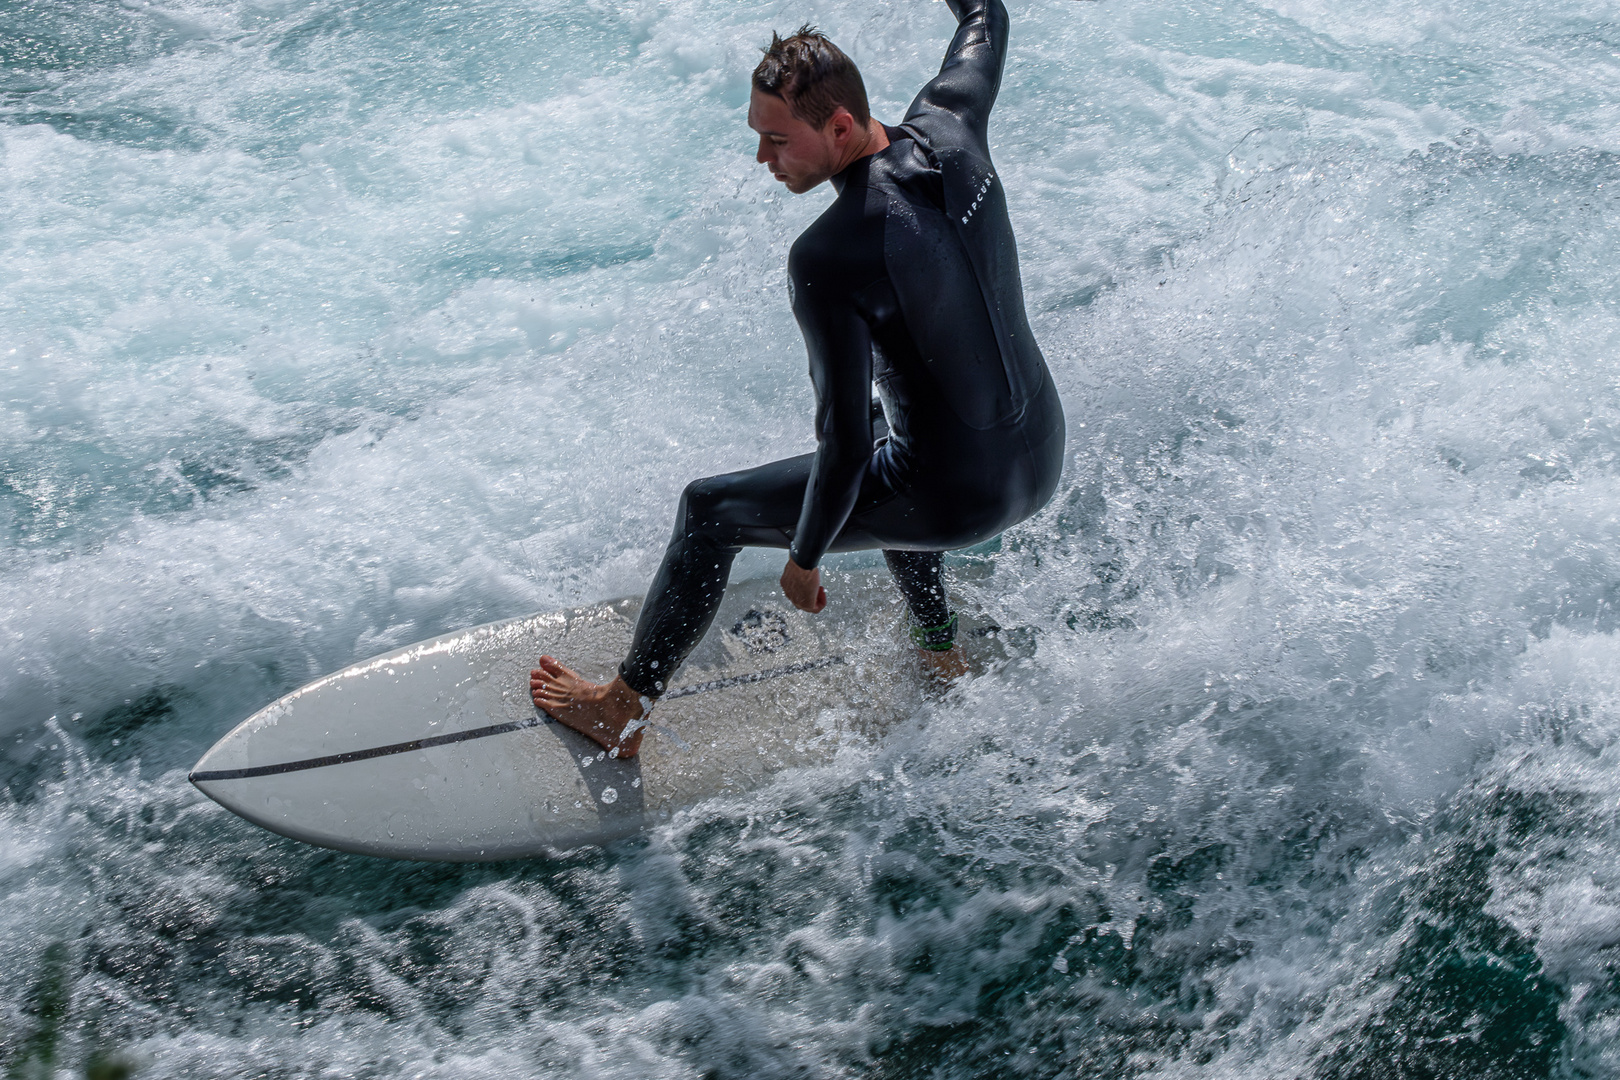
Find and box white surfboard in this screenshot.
[190,570,1009,861]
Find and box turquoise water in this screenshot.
[5,0,1620,1075]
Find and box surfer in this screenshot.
[532,0,1065,757]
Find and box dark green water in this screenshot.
[5,0,1620,1076]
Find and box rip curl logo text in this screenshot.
[961,174,996,225]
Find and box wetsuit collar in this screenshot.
[829,155,868,196]
[830,125,911,195]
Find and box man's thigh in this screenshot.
[835,478,1011,555]
[690,451,966,556]
[689,453,813,548]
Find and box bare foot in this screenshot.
[918,646,969,684]
[529,656,647,758]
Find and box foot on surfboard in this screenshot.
[918,645,969,684]
[530,656,647,758]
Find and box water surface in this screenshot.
[4,0,1620,1076]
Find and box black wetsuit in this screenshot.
[620,0,1065,696]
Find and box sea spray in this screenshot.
[5,0,1620,1075]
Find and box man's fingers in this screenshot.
[780,558,825,612]
[789,587,826,613]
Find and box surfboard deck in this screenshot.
[190,568,1017,861]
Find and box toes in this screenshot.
[537,655,578,679]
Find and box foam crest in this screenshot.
[7,0,1620,1076]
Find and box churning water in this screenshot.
[5,0,1620,1075]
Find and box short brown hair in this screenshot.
[752,25,870,130]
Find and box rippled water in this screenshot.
[5,0,1620,1076]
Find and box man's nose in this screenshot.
[755,137,771,164]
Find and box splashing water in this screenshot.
[4,0,1620,1076]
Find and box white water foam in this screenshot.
[5,0,1620,1076]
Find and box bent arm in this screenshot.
[901,0,1010,155]
[787,262,875,570]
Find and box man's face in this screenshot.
[748,88,842,194]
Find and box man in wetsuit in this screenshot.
[531,0,1065,756]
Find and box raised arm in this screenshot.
[786,251,876,571]
[900,0,1010,157]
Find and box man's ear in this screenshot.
[828,107,856,143]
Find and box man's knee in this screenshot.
[677,475,731,540]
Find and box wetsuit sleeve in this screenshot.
[900,0,1009,156]
[786,249,875,570]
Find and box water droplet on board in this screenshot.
[600,787,618,804]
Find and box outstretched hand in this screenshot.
[781,558,827,613]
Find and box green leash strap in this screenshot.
[909,613,958,652]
